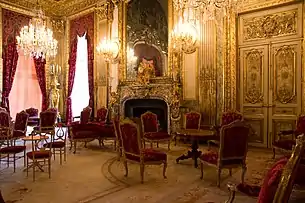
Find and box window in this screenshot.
[71,34,90,118]
[9,53,42,119]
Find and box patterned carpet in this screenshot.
[0,141,277,203]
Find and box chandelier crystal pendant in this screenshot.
[16,8,58,59]
[96,38,119,62]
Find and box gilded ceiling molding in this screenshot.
[240,0,298,13]
[66,7,95,20]
[0,2,35,16]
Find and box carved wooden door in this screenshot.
[240,46,269,147]
[238,3,303,147]
[268,41,302,147]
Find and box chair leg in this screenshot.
[157,142,159,148]
[26,157,29,177]
[217,168,221,187]
[64,146,67,162]
[140,164,145,184]
[124,160,128,177]
[241,165,247,184]
[163,162,167,179]
[200,162,204,179]
[73,141,77,154]
[150,142,153,148]
[59,148,62,165]
[13,154,16,173]
[272,147,276,159]
[53,149,56,160]
[229,169,232,176]
[168,140,170,150]
[174,136,177,146]
[23,150,26,167]
[33,161,36,182]
[69,140,72,150]
[48,158,51,179]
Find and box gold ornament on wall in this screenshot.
[49,63,61,110]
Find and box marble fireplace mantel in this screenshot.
[117,79,181,134]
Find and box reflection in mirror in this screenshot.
[126,0,168,80]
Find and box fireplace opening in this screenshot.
[124,99,168,132]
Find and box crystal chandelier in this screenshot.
[96,38,119,62]
[171,18,198,53]
[16,8,58,59]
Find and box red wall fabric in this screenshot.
[66,13,94,123]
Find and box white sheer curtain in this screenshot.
[71,34,90,118]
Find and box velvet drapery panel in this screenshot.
[66,13,94,124]
[1,9,30,111]
[33,57,48,111]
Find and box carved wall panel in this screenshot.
[244,49,264,104]
[183,51,198,101]
[273,45,297,104]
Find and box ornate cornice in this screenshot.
[0,0,107,17]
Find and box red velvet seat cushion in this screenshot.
[0,146,26,154]
[27,151,51,159]
[199,151,244,166]
[257,157,288,203]
[273,140,295,150]
[126,148,167,162]
[74,131,99,139]
[144,132,171,140]
[43,141,65,148]
[89,121,106,126]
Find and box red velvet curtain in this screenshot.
[2,9,30,111]
[66,13,94,124]
[33,57,48,111]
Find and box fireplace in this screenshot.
[124,99,168,132]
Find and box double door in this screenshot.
[239,40,302,147]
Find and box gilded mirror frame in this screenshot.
[117,0,173,83]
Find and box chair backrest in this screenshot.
[119,119,141,158]
[25,107,38,117]
[14,110,29,132]
[141,111,158,133]
[0,110,10,128]
[97,107,108,122]
[184,111,201,130]
[218,120,250,164]
[39,110,57,132]
[47,108,58,114]
[80,106,92,124]
[221,110,243,126]
[295,115,305,135]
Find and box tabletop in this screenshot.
[176,129,215,137]
[22,135,49,141]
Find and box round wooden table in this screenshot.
[175,129,215,168]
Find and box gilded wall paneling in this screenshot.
[199,20,217,125]
[63,18,70,119]
[182,50,199,101]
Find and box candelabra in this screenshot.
[49,64,61,112]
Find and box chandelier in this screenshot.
[16,8,58,59]
[171,18,198,53]
[96,38,119,62]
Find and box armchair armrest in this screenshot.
[225,183,236,203]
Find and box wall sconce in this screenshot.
[171,17,198,54]
[96,37,120,63]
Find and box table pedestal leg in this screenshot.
[176,139,202,168]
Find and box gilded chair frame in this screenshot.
[140,111,171,149]
[200,120,250,187]
[119,119,167,183]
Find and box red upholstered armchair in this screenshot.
[71,106,92,125]
[34,110,57,135]
[208,110,243,148]
[272,115,305,158]
[141,111,171,150]
[174,111,201,145]
[200,120,250,187]
[227,135,305,203]
[12,110,29,139]
[25,107,39,126]
[0,110,27,172]
[119,118,167,183]
[90,107,108,125]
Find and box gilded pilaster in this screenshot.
[64,18,70,120]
